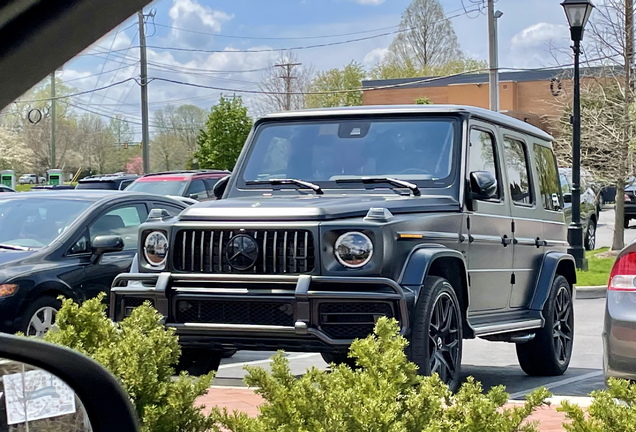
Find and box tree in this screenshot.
[194,96,253,171]
[305,61,365,108]
[0,127,34,172]
[370,57,487,80]
[256,51,315,115]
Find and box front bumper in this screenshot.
[110,273,412,353]
[603,291,636,381]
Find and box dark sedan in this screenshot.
[0,190,188,336]
[603,243,636,381]
[560,168,599,250]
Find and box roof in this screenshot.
[2,189,187,206]
[262,104,553,141]
[361,66,612,90]
[79,173,139,182]
[140,170,230,179]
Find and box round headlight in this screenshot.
[335,232,373,268]
[144,231,169,267]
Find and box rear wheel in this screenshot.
[516,275,573,376]
[176,348,221,376]
[585,219,596,250]
[407,276,463,391]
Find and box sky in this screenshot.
[53,0,576,139]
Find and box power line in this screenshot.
[18,78,137,102]
[89,23,122,104]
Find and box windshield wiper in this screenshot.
[247,179,323,194]
[0,243,32,251]
[335,177,421,196]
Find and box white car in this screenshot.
[18,174,46,184]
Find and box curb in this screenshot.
[575,285,607,299]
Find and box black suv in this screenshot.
[76,173,139,191]
[111,105,576,389]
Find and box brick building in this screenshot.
[361,68,590,133]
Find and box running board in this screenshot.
[471,319,543,337]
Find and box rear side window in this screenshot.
[468,129,500,199]
[503,137,532,205]
[533,144,562,211]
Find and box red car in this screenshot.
[125,170,229,201]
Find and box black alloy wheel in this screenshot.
[552,285,574,365]
[585,219,596,250]
[408,276,463,391]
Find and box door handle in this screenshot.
[502,235,512,246]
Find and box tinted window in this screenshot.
[186,179,207,199]
[242,118,457,187]
[89,204,146,250]
[468,129,500,199]
[204,178,218,195]
[0,198,92,248]
[533,144,562,211]
[126,180,188,195]
[76,181,117,190]
[119,180,134,190]
[153,203,185,216]
[503,137,532,205]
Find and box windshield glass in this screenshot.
[241,118,458,188]
[76,181,117,190]
[0,198,92,248]
[126,180,188,195]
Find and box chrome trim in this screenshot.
[190,231,195,271]
[283,231,288,273]
[473,319,543,337]
[397,231,459,241]
[273,231,278,271]
[172,323,297,334]
[199,232,204,271]
[209,231,214,271]
[181,232,186,270]
[470,234,502,244]
[473,212,566,226]
[293,232,298,273]
[218,231,224,272]
[262,231,267,271]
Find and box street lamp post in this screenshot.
[561,0,594,270]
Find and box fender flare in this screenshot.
[398,245,470,312]
[530,252,576,311]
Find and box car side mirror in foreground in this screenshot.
[0,333,138,431]
[213,175,230,199]
[563,193,572,203]
[92,235,124,263]
[469,171,498,200]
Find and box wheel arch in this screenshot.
[17,280,76,318]
[530,252,576,311]
[399,246,473,337]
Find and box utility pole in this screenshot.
[275,62,301,110]
[138,10,150,174]
[487,0,502,112]
[50,71,56,168]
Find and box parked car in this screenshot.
[125,170,230,201]
[76,173,139,191]
[112,105,576,388]
[31,184,76,190]
[603,244,636,381]
[559,168,599,250]
[622,177,636,228]
[0,190,189,337]
[18,174,45,185]
[0,185,15,193]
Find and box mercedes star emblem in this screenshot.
[226,234,259,271]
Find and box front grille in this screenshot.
[175,299,295,326]
[124,297,154,308]
[173,229,315,274]
[319,302,395,340]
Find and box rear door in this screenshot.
[466,122,513,312]
[501,130,541,309]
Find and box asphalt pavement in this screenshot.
[596,206,636,249]
[213,297,606,399]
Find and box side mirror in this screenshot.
[189,193,199,200]
[0,333,139,431]
[213,175,230,199]
[92,235,124,262]
[563,193,572,203]
[469,171,498,200]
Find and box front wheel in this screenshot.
[516,275,573,376]
[585,219,596,250]
[407,276,463,391]
[176,348,221,376]
[21,296,61,337]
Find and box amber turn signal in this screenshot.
[0,283,18,297]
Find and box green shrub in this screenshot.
[559,378,636,432]
[212,318,552,432]
[41,294,216,432]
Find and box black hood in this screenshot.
[179,194,460,221]
[0,250,36,267]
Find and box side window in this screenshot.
[560,174,571,194]
[203,179,218,196]
[154,203,185,216]
[533,144,562,211]
[503,137,533,205]
[89,204,147,250]
[186,179,207,199]
[119,180,134,190]
[468,128,500,199]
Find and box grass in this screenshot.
[14,182,76,192]
[576,247,616,286]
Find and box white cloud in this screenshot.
[511,22,569,49]
[363,47,388,67]
[169,0,233,32]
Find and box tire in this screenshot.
[584,219,596,251]
[176,348,221,376]
[626,218,631,229]
[21,296,61,337]
[222,349,237,359]
[321,351,356,368]
[407,276,463,391]
[516,275,573,376]
[29,180,34,184]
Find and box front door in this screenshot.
[466,123,513,312]
[501,131,541,308]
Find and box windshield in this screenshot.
[241,118,458,189]
[0,198,92,248]
[76,181,117,190]
[126,179,188,196]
